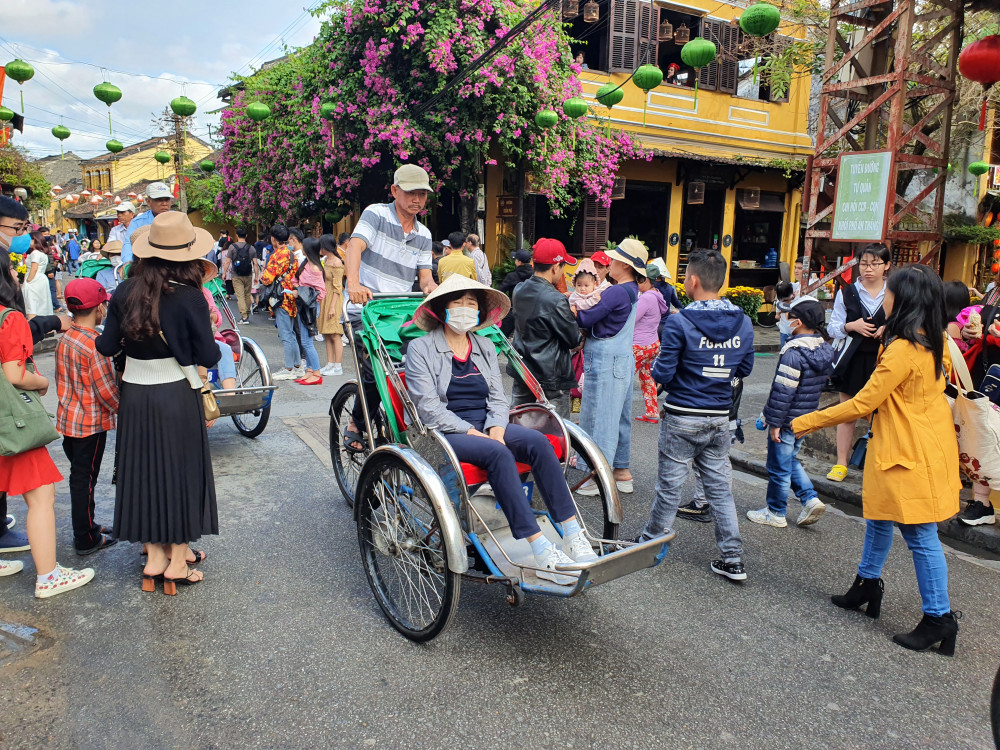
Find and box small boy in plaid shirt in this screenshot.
[56,279,119,555]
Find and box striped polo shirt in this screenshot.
[349,202,432,316]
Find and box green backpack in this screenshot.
[0,308,60,457]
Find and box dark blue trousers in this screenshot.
[445,423,576,539]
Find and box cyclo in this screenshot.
[329,292,674,641]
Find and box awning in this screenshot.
[738,194,786,212]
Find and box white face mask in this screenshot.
[445,306,479,333]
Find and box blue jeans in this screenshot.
[765,427,818,515]
[215,341,237,382]
[275,308,320,371]
[444,423,576,539]
[779,331,791,348]
[858,520,951,616]
[642,413,744,562]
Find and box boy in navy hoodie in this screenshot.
[636,249,755,581]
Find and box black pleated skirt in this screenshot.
[830,348,879,397]
[113,379,219,544]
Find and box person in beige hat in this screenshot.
[341,164,438,450]
[405,275,598,585]
[95,211,221,593]
[572,237,650,497]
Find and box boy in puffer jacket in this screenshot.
[747,297,835,528]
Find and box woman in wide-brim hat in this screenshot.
[96,211,221,595]
[404,274,597,585]
[573,238,650,497]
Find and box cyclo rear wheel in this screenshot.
[566,434,619,542]
[330,382,369,508]
[357,453,460,642]
[230,338,271,438]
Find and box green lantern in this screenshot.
[632,64,664,125]
[93,82,122,136]
[320,102,337,148]
[154,150,171,164]
[5,59,34,112]
[562,97,588,148]
[596,83,625,135]
[106,139,123,154]
[51,124,71,159]
[680,37,718,107]
[0,106,13,123]
[170,96,197,117]
[200,159,216,173]
[534,109,558,156]
[740,3,781,36]
[971,160,990,197]
[246,101,271,150]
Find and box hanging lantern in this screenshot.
[90,195,102,205]
[5,59,34,112]
[246,101,272,150]
[992,262,999,274]
[564,0,579,20]
[320,102,337,148]
[51,124,71,159]
[0,106,13,123]
[583,0,599,23]
[114,196,122,204]
[81,190,92,197]
[562,97,588,148]
[986,212,995,227]
[127,192,137,199]
[970,160,990,198]
[52,185,62,193]
[681,37,718,107]
[959,35,1000,131]
[633,64,664,125]
[199,159,216,173]
[93,82,122,136]
[740,4,781,36]
[659,19,673,41]
[534,109,558,155]
[170,96,197,117]
[106,139,123,154]
[154,151,172,165]
[992,249,1000,259]
[674,24,691,44]
[596,82,624,135]
[103,190,113,197]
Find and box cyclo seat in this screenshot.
[384,370,566,486]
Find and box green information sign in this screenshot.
[831,150,894,242]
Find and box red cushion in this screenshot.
[460,433,565,486]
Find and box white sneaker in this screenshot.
[35,565,94,598]
[0,560,23,577]
[271,368,298,381]
[292,366,306,379]
[616,479,634,494]
[563,532,598,563]
[576,480,600,496]
[341,335,349,345]
[299,359,306,369]
[331,363,343,376]
[797,498,827,526]
[319,363,337,376]
[534,546,578,586]
[746,508,788,527]
[313,333,323,342]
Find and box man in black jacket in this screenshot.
[497,249,534,336]
[509,239,581,417]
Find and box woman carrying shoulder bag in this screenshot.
[793,266,961,655]
[0,245,94,597]
[96,212,221,595]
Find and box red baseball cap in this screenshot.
[64,278,110,311]
[591,250,612,266]
[532,238,576,265]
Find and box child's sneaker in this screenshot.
[797,498,827,526]
[534,546,578,586]
[710,559,747,581]
[35,565,95,599]
[826,464,848,482]
[562,532,598,563]
[0,560,23,577]
[571,397,581,413]
[746,508,787,527]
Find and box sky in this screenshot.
[2,0,324,162]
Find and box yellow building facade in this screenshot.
[484,0,813,289]
[81,134,213,193]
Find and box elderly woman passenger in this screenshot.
[405,275,597,585]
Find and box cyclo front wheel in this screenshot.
[330,382,369,508]
[357,452,460,642]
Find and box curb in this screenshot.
[729,449,1000,556]
[753,344,781,354]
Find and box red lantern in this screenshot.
[959,35,1000,130]
[993,262,999,274]
[993,249,1000,259]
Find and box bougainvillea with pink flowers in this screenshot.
[217,0,649,224]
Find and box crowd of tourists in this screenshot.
[0,162,978,657]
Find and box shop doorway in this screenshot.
[679,186,725,270]
[608,181,670,261]
[733,193,785,266]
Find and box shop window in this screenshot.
[655,9,704,88]
[609,181,671,259]
[569,8,609,72]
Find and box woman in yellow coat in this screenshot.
[792,265,961,656]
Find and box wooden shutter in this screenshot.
[582,196,610,255]
[637,1,659,68]
[609,0,640,73]
[697,19,721,92]
[523,196,537,246]
[718,25,739,95]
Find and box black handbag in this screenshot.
[848,419,873,469]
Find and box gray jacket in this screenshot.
[405,326,510,434]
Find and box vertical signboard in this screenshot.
[830,150,894,242]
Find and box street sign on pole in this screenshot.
[830,150,894,243]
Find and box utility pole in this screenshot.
[172,113,188,213]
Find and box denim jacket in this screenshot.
[405,326,510,434]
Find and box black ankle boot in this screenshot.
[830,574,884,618]
[892,611,961,656]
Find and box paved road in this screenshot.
[2,314,997,749]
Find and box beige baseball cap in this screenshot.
[393,164,433,192]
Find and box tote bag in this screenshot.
[0,308,60,456]
[946,337,1000,490]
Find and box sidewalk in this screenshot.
[751,323,782,353]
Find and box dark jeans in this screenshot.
[444,423,576,539]
[62,432,108,549]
